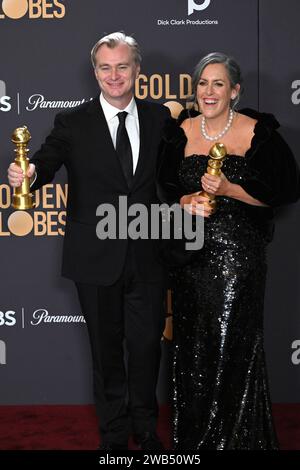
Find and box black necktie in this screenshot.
[116,111,133,187]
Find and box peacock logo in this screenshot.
[188,0,211,16]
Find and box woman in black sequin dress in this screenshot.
[157,53,300,450]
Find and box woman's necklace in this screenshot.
[201,108,234,141]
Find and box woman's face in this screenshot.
[196,63,240,119]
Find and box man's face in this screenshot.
[94,43,140,108]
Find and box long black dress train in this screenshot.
[157,109,300,450]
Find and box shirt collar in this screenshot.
[100,94,138,122]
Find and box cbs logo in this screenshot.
[0,80,12,112]
[0,0,65,19]
[188,0,211,16]
[0,310,16,326]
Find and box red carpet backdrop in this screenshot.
[0,0,300,430]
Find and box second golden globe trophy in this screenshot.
[199,142,227,213]
[11,126,35,210]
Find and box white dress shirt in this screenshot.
[100,94,140,173]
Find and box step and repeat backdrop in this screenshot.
[0,0,299,404]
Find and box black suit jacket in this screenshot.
[31,97,170,285]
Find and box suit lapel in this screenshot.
[86,97,154,189]
[87,98,129,186]
[132,99,153,187]
[87,97,113,148]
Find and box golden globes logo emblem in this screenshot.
[0,0,65,19]
[0,183,67,237]
[188,0,211,15]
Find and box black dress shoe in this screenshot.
[134,432,164,451]
[98,442,128,451]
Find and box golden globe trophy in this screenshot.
[199,142,227,213]
[11,126,35,210]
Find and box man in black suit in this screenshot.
[8,32,170,450]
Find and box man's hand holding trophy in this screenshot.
[7,126,36,210]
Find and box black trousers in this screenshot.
[75,244,166,445]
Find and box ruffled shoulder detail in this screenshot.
[238,109,300,206]
[161,117,186,148]
[162,108,200,147]
[177,107,200,125]
[240,108,279,130]
[239,108,280,155]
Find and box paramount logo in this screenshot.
[30,309,86,325]
[26,94,93,111]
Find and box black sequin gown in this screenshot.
[172,154,278,450]
[158,109,300,451]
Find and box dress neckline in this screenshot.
[183,119,260,161]
[162,108,280,163]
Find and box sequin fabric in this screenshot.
[172,155,278,450]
